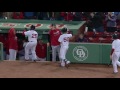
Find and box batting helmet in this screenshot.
[112,33,118,39]
[61,27,67,33]
[30,25,35,30]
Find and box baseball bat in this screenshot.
[108,60,112,66]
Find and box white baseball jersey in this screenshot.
[23,42,28,47]
[111,39,120,73]
[112,39,120,52]
[24,30,38,42]
[58,34,72,47]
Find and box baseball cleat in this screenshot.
[33,60,36,62]
[112,72,118,74]
[64,60,70,68]
[60,62,65,67]
[24,59,30,61]
[65,63,69,68]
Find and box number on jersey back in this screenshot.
[63,37,69,42]
[32,34,37,38]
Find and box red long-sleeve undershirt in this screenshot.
[110,49,114,55]
[22,30,26,35]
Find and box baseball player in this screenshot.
[49,23,61,62]
[64,25,72,34]
[58,27,72,67]
[110,33,120,74]
[35,39,47,61]
[22,25,38,62]
[8,28,18,60]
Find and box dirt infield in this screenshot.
[0,60,119,78]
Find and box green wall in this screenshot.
[66,43,111,64]
[0,42,3,60]
[0,41,114,64]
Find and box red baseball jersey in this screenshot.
[36,43,47,58]
[8,28,18,50]
[49,29,61,46]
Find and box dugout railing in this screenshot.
[0,42,3,60]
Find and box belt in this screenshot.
[29,41,37,42]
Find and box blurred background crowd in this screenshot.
[0,12,120,21]
[0,12,116,21]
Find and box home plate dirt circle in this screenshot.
[0,60,119,78]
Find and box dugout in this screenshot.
[0,19,113,64]
[0,19,86,61]
[0,42,3,60]
[0,19,86,41]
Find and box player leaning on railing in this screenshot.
[8,28,18,60]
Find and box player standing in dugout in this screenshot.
[8,28,18,60]
[49,24,61,62]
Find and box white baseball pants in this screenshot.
[51,45,60,62]
[9,49,17,60]
[59,46,68,61]
[112,51,120,73]
[25,41,37,61]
